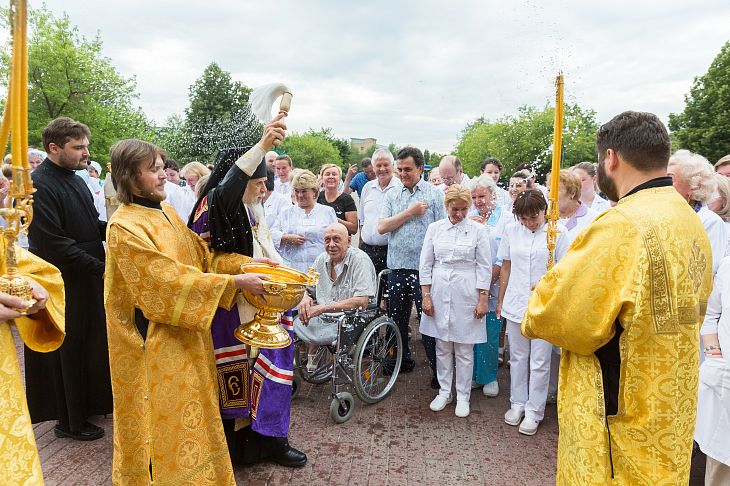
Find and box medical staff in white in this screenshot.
[496,189,568,436]
[420,184,492,419]
[695,256,730,485]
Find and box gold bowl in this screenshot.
[235,263,318,349]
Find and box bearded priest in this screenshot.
[523,111,713,485]
[103,116,285,485]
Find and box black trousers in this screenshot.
[386,269,436,373]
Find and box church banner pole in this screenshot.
[546,72,564,270]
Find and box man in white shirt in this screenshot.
[436,155,470,191]
[274,155,293,196]
[359,148,399,275]
[263,167,292,229]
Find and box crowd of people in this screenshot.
[0,109,728,485]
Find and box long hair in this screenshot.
[109,139,167,205]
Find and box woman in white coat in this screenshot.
[695,256,730,485]
[496,189,568,436]
[420,184,492,418]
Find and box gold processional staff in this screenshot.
[546,73,564,270]
[0,0,36,309]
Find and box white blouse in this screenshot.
[497,221,569,323]
[419,218,492,344]
[270,203,337,273]
[588,194,612,214]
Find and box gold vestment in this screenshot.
[523,187,713,485]
[105,202,250,486]
[0,239,65,486]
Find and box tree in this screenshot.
[279,133,341,173]
[668,42,730,163]
[455,103,599,179]
[185,62,251,126]
[161,63,261,163]
[0,6,152,164]
[306,128,351,165]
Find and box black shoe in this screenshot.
[400,359,416,373]
[430,376,440,389]
[260,436,307,468]
[54,421,104,441]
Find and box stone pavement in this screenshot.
[16,327,706,485]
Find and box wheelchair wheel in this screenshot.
[329,392,355,424]
[353,316,403,404]
[294,340,333,384]
[291,375,301,400]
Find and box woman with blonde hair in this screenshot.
[180,161,211,202]
[558,169,598,242]
[420,184,492,418]
[317,163,358,234]
[709,174,730,256]
[270,170,337,273]
[668,149,727,274]
[571,162,611,213]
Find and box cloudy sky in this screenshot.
[41,0,730,153]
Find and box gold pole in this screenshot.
[546,73,564,270]
[0,0,36,309]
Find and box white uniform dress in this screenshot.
[695,256,730,482]
[587,194,611,214]
[497,221,568,422]
[270,203,337,273]
[698,205,728,275]
[263,190,293,230]
[419,217,492,403]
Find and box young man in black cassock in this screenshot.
[25,117,112,440]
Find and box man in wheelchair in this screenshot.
[295,223,377,371]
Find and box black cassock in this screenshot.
[25,158,112,431]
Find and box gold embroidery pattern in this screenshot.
[250,371,264,421]
[106,204,243,485]
[523,188,714,486]
[217,361,249,409]
[642,225,677,334]
[688,240,707,293]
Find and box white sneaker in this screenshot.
[482,381,499,397]
[518,417,540,436]
[504,407,524,426]
[455,401,470,417]
[429,395,452,412]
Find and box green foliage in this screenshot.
[306,127,352,165]
[185,62,251,126]
[455,103,599,179]
[157,62,261,163]
[0,6,152,164]
[668,42,730,163]
[279,133,342,173]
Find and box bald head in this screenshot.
[438,155,463,186]
[265,151,279,168]
[324,223,351,262]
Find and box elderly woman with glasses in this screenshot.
[420,184,492,418]
[270,170,337,273]
[667,149,727,275]
[468,174,511,398]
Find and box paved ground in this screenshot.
[15,325,707,485]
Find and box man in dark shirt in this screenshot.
[25,117,112,441]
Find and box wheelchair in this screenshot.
[292,269,402,423]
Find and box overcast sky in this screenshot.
[40,0,730,153]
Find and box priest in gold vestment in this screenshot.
[523,111,713,485]
[0,239,65,486]
[105,118,285,486]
